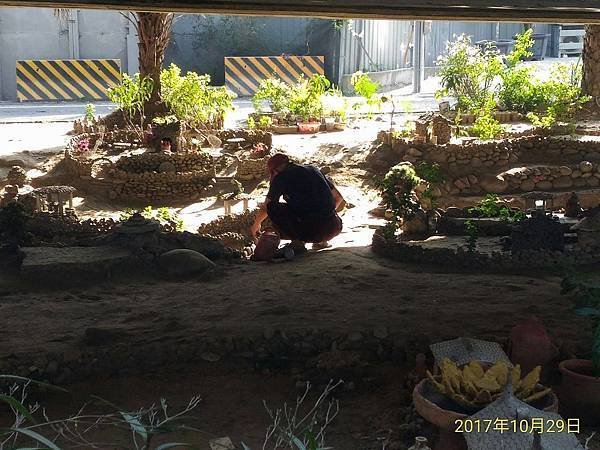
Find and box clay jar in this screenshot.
[558,359,600,425]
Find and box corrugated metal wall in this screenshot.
[339,20,558,78]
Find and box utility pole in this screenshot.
[412,20,425,94]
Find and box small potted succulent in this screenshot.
[559,274,600,424]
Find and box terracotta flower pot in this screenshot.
[413,379,559,450]
[558,359,600,425]
[297,122,321,134]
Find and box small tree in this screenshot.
[135,12,175,115]
[582,25,600,99]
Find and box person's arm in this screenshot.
[332,186,346,212]
[250,198,269,239]
[326,176,346,212]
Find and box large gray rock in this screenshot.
[479,174,508,193]
[158,249,216,277]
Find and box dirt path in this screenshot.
[1,247,589,362]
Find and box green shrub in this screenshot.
[321,88,347,121]
[526,63,590,128]
[468,194,525,223]
[252,77,293,113]
[84,103,95,122]
[351,71,382,115]
[376,163,423,228]
[107,73,153,119]
[288,76,324,122]
[258,115,273,130]
[160,64,235,129]
[435,35,503,112]
[120,206,184,232]
[465,219,478,252]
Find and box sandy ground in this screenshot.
[0,246,596,448]
[1,68,597,448]
[1,244,591,361]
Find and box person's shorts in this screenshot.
[267,203,342,243]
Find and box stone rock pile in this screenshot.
[6,166,28,187]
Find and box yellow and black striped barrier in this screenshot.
[224,55,325,97]
[16,59,122,102]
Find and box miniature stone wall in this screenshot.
[373,132,600,209]
[218,129,273,148]
[371,228,600,270]
[0,323,432,387]
[108,152,216,202]
[236,155,270,181]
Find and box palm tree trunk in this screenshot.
[583,25,600,98]
[136,12,174,116]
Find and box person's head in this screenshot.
[267,153,290,181]
[160,137,172,152]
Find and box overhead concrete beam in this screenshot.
[1,0,600,23]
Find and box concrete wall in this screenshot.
[0,8,68,100]
[0,7,129,100]
[165,14,338,86]
[0,8,337,100]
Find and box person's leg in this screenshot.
[266,202,300,241]
[300,214,343,246]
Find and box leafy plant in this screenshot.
[84,103,95,122]
[498,30,543,113]
[471,111,503,140]
[0,375,202,450]
[561,274,600,376]
[470,97,503,140]
[435,35,503,112]
[258,115,273,130]
[526,63,590,128]
[289,77,324,122]
[464,219,478,252]
[120,206,184,232]
[160,64,235,130]
[252,78,293,113]
[321,89,347,121]
[107,73,153,120]
[350,71,382,116]
[391,121,416,139]
[468,194,525,223]
[152,114,178,126]
[247,116,256,129]
[375,163,423,230]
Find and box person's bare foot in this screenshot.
[312,241,331,250]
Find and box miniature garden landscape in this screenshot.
[2,27,600,449]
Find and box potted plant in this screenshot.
[290,77,323,134]
[558,274,600,424]
[321,88,347,131]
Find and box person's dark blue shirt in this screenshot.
[267,164,335,219]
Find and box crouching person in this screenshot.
[249,153,344,253]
